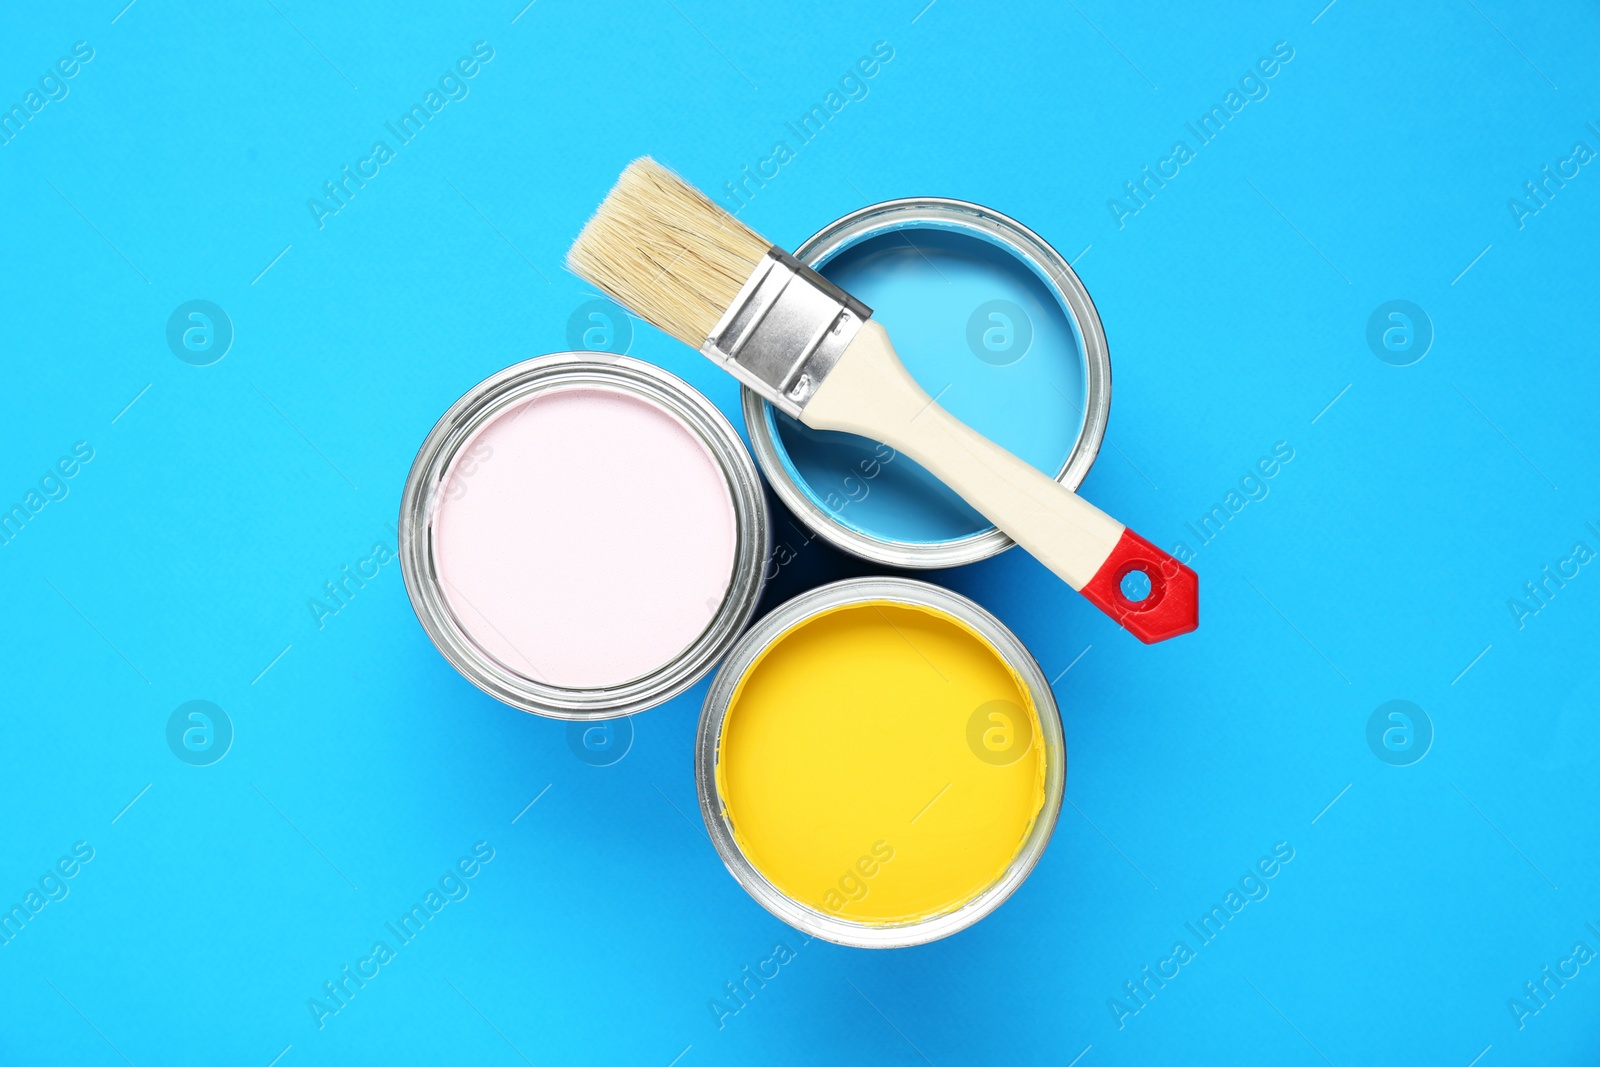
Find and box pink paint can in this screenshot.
[399,353,769,718]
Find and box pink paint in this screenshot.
[431,386,737,689]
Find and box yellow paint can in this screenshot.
[696,578,1065,948]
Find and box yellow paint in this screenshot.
[716,601,1048,925]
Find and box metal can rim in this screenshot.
[399,353,771,720]
[694,576,1067,948]
[741,196,1112,570]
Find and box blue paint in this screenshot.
[765,226,1088,545]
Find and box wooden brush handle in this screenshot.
[803,322,1198,643]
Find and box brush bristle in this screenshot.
[567,157,773,348]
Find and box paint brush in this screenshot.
[568,158,1197,642]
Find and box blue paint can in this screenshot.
[741,199,1110,568]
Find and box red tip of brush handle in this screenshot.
[1078,528,1199,644]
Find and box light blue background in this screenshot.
[2,2,1598,1065]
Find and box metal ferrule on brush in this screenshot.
[700,248,873,419]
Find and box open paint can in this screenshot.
[696,577,1065,947]
[400,353,770,719]
[742,199,1111,569]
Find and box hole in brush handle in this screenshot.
[1078,529,1200,644]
